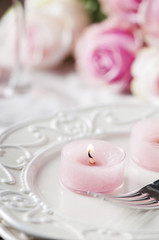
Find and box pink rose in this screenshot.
[139,0,159,46]
[131,47,159,104]
[99,0,143,25]
[75,21,142,92]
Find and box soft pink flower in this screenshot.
[27,0,91,52]
[23,11,73,69]
[99,0,143,25]
[25,0,90,68]
[76,21,142,92]
[139,0,159,46]
[131,47,159,104]
[0,0,90,69]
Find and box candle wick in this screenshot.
[88,151,93,159]
[88,150,96,165]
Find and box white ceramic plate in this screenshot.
[0,104,159,240]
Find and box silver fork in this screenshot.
[88,180,159,210]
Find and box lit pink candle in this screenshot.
[61,139,125,193]
[130,118,159,171]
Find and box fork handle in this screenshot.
[153,180,159,189]
[140,180,159,202]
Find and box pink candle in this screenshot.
[130,118,159,171]
[61,139,125,193]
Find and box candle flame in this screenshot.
[87,144,95,165]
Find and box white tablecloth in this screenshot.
[0,68,140,134]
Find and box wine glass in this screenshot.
[0,0,30,97]
[0,0,75,129]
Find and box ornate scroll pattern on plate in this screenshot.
[0,105,158,239]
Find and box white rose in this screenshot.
[131,47,159,104]
[0,0,90,69]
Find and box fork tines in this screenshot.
[88,180,159,209]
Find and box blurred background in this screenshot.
[0,0,159,121]
[0,0,11,17]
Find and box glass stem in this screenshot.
[7,0,30,96]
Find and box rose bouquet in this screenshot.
[0,0,159,103]
[75,0,159,102]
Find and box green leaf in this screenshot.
[83,0,106,22]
